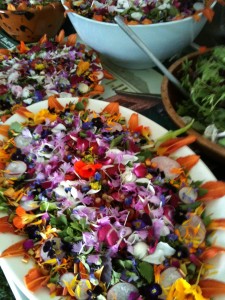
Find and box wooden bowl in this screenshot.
[0,2,65,43]
[161,50,225,163]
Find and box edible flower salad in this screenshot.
[64,0,221,25]
[0,0,61,10]
[0,31,108,119]
[1,97,225,300]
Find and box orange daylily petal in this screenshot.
[66,33,77,46]
[198,46,209,54]
[202,7,215,22]
[0,239,27,258]
[93,13,103,21]
[176,154,200,171]
[102,102,119,114]
[0,48,11,56]
[0,149,11,163]
[199,246,225,261]
[17,41,29,54]
[103,69,114,80]
[39,34,48,44]
[157,135,197,156]
[93,84,104,93]
[24,268,50,292]
[0,124,10,137]
[199,279,225,298]
[128,113,139,131]
[0,216,16,234]
[79,262,89,279]
[0,114,11,122]
[55,29,65,44]
[198,181,225,202]
[207,219,225,230]
[14,107,34,119]
[48,95,64,112]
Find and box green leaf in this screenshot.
[138,261,154,284]
[66,227,74,237]
[9,122,23,137]
[40,202,58,212]
[110,135,124,148]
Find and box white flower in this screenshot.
[11,85,23,98]
[8,71,20,83]
[22,85,34,98]
[133,241,149,259]
[131,12,142,21]
[143,242,175,264]
[121,167,136,183]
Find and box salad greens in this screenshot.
[177,46,225,147]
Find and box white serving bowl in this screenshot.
[62,0,213,69]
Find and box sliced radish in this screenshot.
[4,161,27,178]
[177,215,206,247]
[151,156,181,179]
[107,282,139,300]
[14,134,32,149]
[59,272,75,287]
[74,279,92,300]
[179,186,198,204]
[159,267,182,288]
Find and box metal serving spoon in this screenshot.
[114,15,189,99]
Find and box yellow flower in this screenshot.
[35,63,45,70]
[167,278,209,300]
[90,181,101,190]
[33,109,57,125]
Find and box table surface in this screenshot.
[0,5,225,299]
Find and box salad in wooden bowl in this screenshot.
[161,46,225,163]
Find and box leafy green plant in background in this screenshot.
[0,268,15,300]
[177,46,225,147]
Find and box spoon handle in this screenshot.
[114,15,189,98]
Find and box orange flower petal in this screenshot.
[39,34,48,44]
[0,124,10,137]
[0,239,27,258]
[0,216,16,234]
[199,279,225,298]
[0,48,11,56]
[48,95,64,112]
[199,246,225,261]
[14,107,34,119]
[157,135,197,156]
[17,41,29,54]
[103,69,114,80]
[176,154,200,171]
[202,7,215,22]
[55,29,65,44]
[207,219,225,230]
[24,268,50,292]
[128,113,139,131]
[66,33,77,47]
[13,216,25,229]
[79,262,89,279]
[198,181,225,202]
[102,102,119,114]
